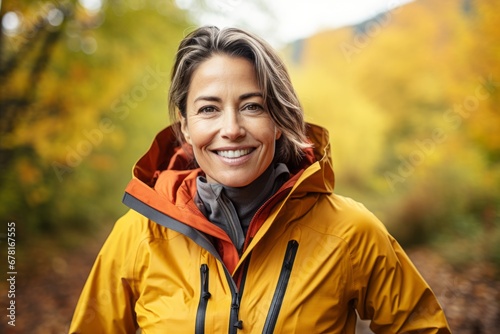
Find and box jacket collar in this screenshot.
[123,123,335,272]
[130,122,334,194]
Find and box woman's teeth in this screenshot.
[217,149,252,158]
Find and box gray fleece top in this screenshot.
[195,163,290,254]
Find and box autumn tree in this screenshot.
[0,0,190,240]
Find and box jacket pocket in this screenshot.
[262,240,299,334]
[196,264,211,334]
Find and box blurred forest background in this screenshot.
[0,0,499,333]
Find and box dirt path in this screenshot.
[1,233,499,333]
[0,229,110,334]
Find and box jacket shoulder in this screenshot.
[326,194,394,261]
[335,195,387,231]
[113,209,182,242]
[305,193,389,240]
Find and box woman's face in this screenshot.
[181,55,281,187]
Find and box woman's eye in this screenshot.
[243,103,263,112]
[198,106,216,114]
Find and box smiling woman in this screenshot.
[69,26,451,333]
[180,55,281,187]
[169,27,310,168]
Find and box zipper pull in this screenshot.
[231,293,243,330]
[233,320,243,329]
[201,264,211,299]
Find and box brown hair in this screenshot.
[169,26,310,165]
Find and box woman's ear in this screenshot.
[180,115,192,145]
[275,127,282,140]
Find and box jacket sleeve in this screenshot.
[69,210,143,333]
[349,211,451,333]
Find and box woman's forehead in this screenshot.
[188,55,262,100]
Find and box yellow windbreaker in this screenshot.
[69,124,451,333]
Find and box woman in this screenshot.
[70,26,451,333]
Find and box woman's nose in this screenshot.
[220,110,245,140]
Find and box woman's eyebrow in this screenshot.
[194,92,263,103]
[194,95,222,103]
[239,92,263,101]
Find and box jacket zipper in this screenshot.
[262,240,299,334]
[195,264,211,334]
[230,292,244,333]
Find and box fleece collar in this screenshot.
[195,162,290,253]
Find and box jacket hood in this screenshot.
[130,122,334,193]
[123,122,335,273]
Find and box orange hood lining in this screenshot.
[131,123,327,189]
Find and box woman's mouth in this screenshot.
[216,148,253,158]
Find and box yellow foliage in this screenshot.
[282,0,500,254]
